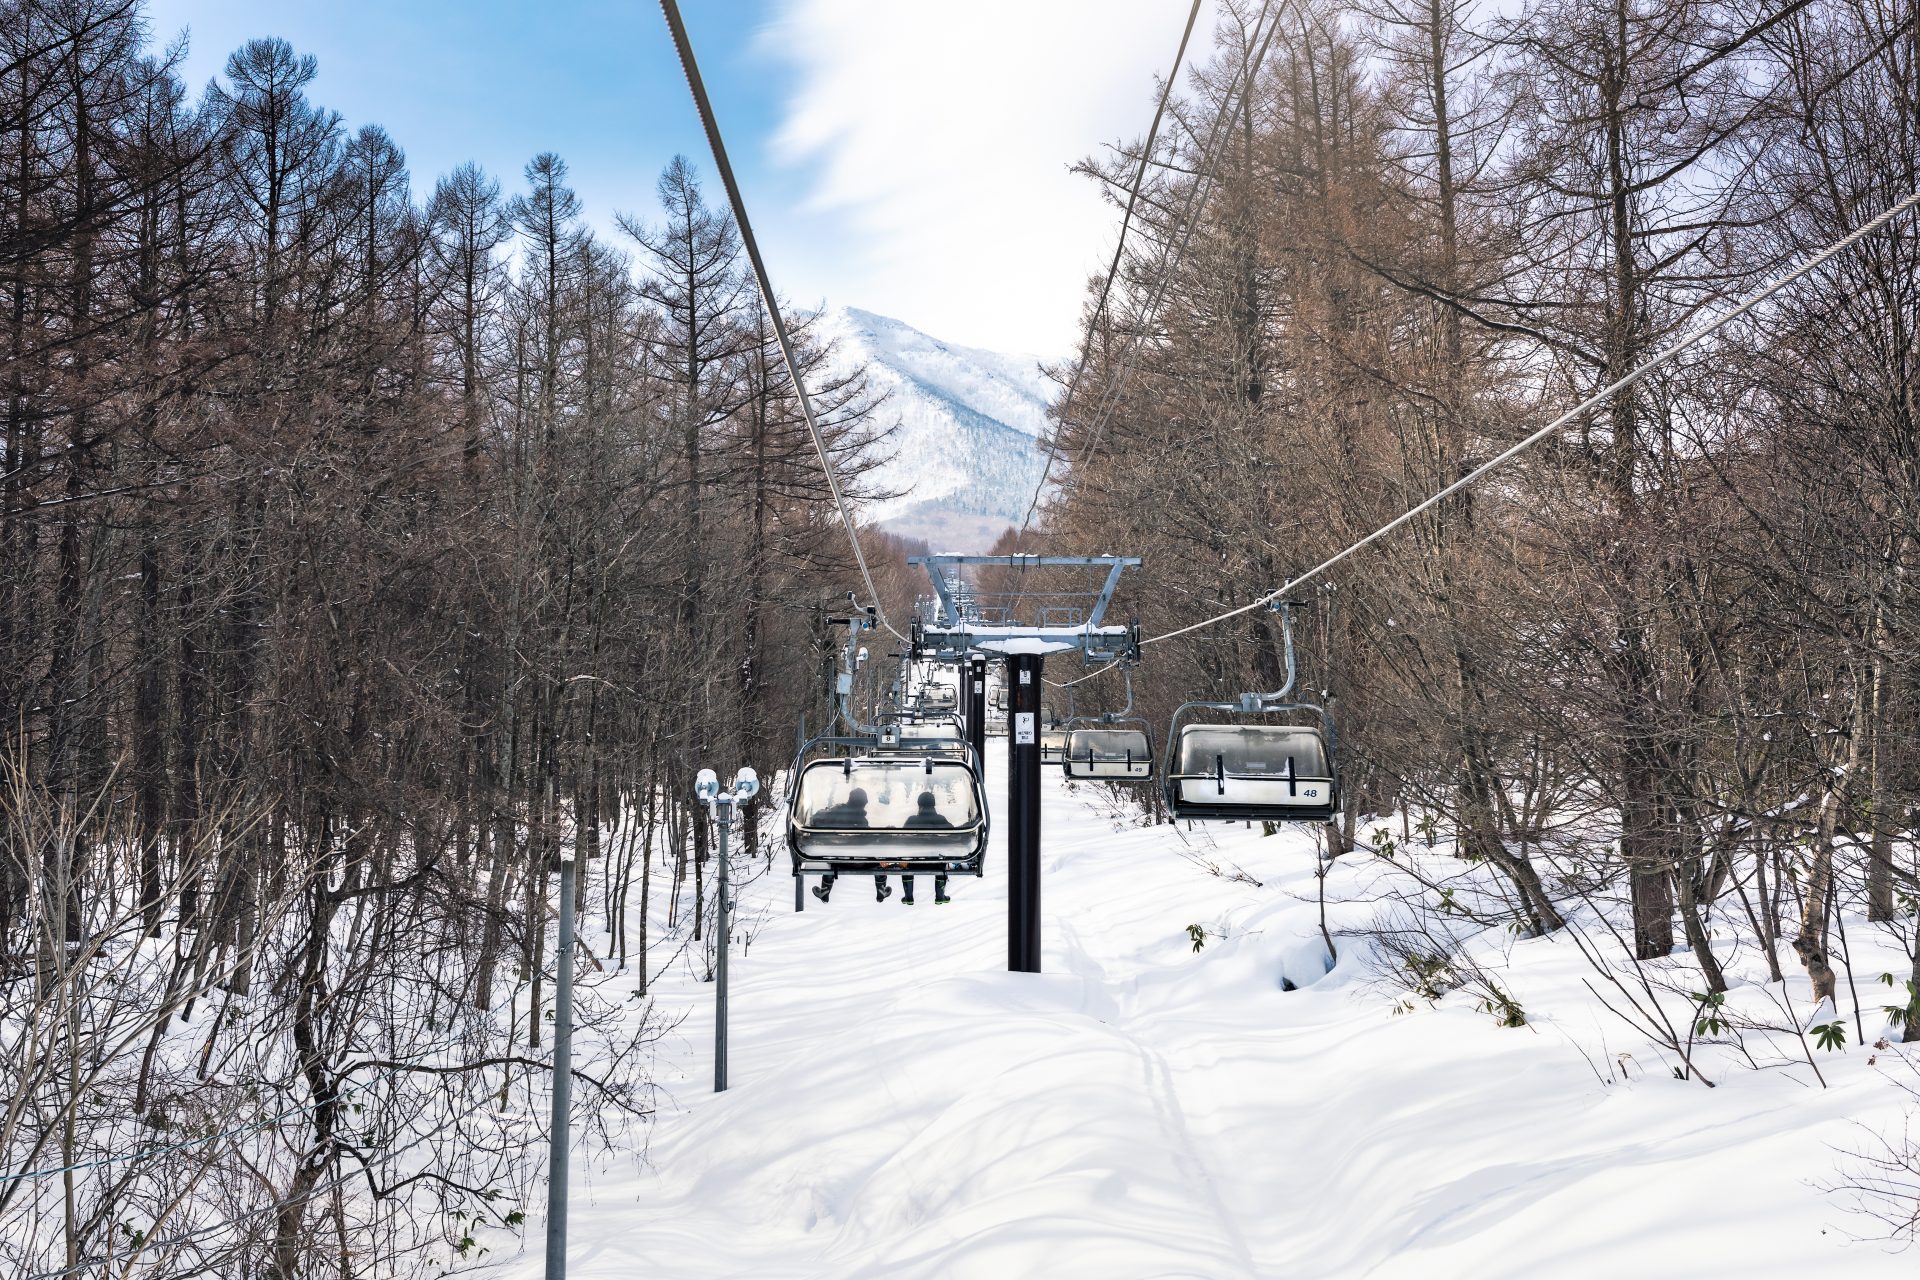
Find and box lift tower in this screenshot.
[910,554,1140,973]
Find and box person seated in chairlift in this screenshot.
[903,790,954,829]
[810,786,870,902]
[808,785,896,903]
[815,786,870,828]
[900,791,953,906]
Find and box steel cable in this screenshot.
[1045,4,1286,522]
[1018,0,1209,534]
[1060,184,1920,687]
[659,0,906,640]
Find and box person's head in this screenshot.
[847,787,869,808]
[917,791,937,812]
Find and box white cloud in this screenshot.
[758,1,1213,357]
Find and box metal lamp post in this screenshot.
[695,765,760,1092]
[545,844,576,1279]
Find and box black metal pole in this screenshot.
[714,795,732,1092]
[1007,653,1043,972]
[545,854,574,1278]
[966,655,987,764]
[794,713,807,913]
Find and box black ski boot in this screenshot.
[874,875,892,902]
[811,874,835,903]
[934,874,951,905]
[902,875,916,905]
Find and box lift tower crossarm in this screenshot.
[913,554,1137,626]
[908,555,1141,666]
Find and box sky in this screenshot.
[140,0,1214,357]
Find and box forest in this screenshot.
[3,0,1919,1274]
[1035,0,1920,1032]
[0,0,918,1272]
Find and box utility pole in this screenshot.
[696,765,760,1091]
[1007,653,1044,972]
[545,846,575,1280]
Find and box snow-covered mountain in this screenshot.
[812,306,1054,550]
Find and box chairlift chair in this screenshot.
[1063,726,1154,781]
[785,736,990,884]
[895,715,964,743]
[1161,602,1340,823]
[1060,666,1154,782]
[1040,724,1071,766]
[1163,720,1337,821]
[985,683,1009,735]
[883,716,969,759]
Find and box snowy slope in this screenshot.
[495,745,1918,1279]
[813,307,1054,549]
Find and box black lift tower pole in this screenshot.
[966,654,987,765]
[1006,652,1044,972]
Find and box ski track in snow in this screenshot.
[499,740,1917,1279]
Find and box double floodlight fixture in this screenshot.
[694,767,760,806]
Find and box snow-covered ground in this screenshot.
[503,741,1917,1278]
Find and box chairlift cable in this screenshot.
[1021,0,1274,537]
[1017,0,1208,535]
[1051,5,1286,508]
[659,0,905,640]
[1059,183,1920,688]
[1019,3,1282,656]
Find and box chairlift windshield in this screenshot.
[896,716,963,743]
[883,718,969,760]
[1063,726,1154,781]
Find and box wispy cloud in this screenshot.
[759,1,1211,356]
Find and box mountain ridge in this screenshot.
[813,306,1055,551]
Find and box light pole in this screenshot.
[545,844,576,1279]
[695,765,760,1092]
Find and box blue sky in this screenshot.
[142,1,1210,355]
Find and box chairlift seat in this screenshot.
[1165,724,1337,821]
[1063,727,1153,781]
[787,755,988,874]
